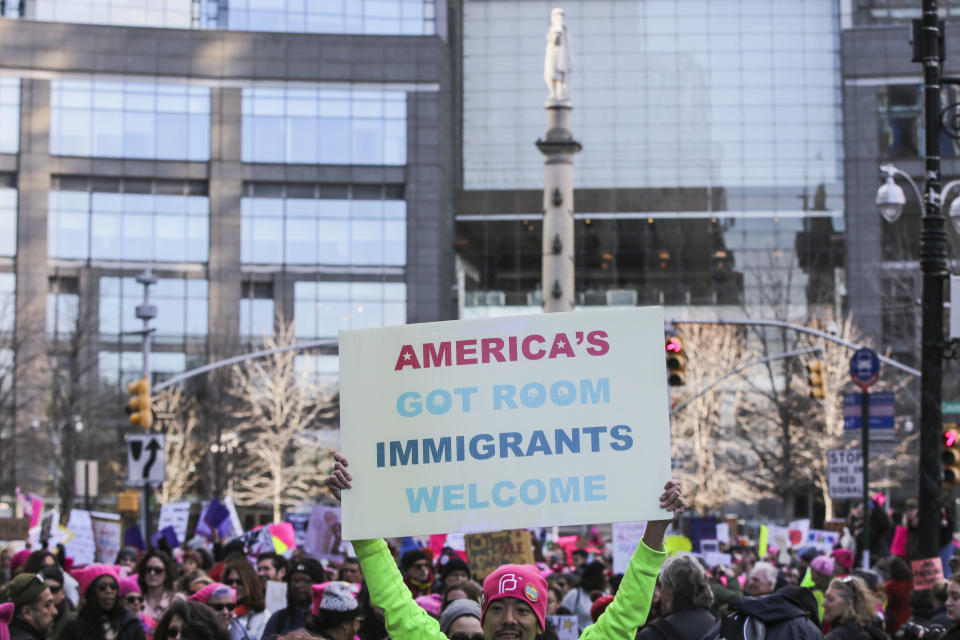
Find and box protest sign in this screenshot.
[340,308,672,539]
[547,615,578,640]
[265,581,288,613]
[285,511,311,549]
[807,529,840,553]
[65,510,96,565]
[157,501,191,545]
[912,557,944,590]
[464,529,534,579]
[0,518,29,541]
[611,522,647,574]
[304,505,346,561]
[715,523,730,544]
[704,552,732,568]
[90,512,123,564]
[700,539,719,554]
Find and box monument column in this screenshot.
[537,8,581,313]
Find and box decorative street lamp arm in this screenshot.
[880,163,925,209]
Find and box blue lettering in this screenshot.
[443,484,465,511]
[520,479,546,505]
[425,389,452,415]
[499,432,524,458]
[390,440,418,466]
[492,481,516,506]
[520,383,546,408]
[397,392,421,417]
[423,437,452,463]
[456,435,465,460]
[405,486,440,513]
[493,384,517,410]
[555,428,581,454]
[525,430,552,456]
[468,483,490,509]
[377,442,385,468]
[454,387,479,412]
[550,380,577,406]
[610,425,633,451]
[469,433,495,460]
[580,378,611,404]
[585,475,607,501]
[582,426,607,452]
[550,476,580,503]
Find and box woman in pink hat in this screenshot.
[187,582,245,638]
[119,575,156,640]
[60,565,145,640]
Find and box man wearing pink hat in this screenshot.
[327,453,688,640]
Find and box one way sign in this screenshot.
[126,434,165,487]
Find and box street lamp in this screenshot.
[876,163,960,228]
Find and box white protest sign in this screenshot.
[265,581,288,613]
[704,551,732,568]
[807,529,840,553]
[828,449,862,499]
[547,615,579,640]
[340,308,672,539]
[715,523,730,544]
[788,519,811,548]
[304,505,346,561]
[90,512,122,564]
[64,510,96,566]
[612,522,647,574]
[157,501,192,545]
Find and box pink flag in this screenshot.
[890,525,908,556]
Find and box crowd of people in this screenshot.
[0,460,956,640]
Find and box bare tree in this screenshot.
[226,319,335,521]
[152,386,206,504]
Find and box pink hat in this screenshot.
[75,565,120,597]
[481,565,547,633]
[9,550,30,573]
[187,582,235,605]
[415,593,443,618]
[832,549,854,571]
[810,555,835,576]
[0,601,13,640]
[118,576,141,597]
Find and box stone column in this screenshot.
[536,104,581,312]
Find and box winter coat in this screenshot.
[636,606,715,640]
[58,610,146,640]
[702,592,824,640]
[8,619,46,640]
[823,621,887,640]
[883,579,912,634]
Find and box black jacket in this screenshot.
[58,609,145,640]
[9,618,47,640]
[637,606,716,640]
[703,593,824,640]
[823,621,887,640]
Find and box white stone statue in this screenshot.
[544,8,573,104]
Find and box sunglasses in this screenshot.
[146,566,165,575]
[225,579,244,587]
[165,627,187,639]
[125,595,143,604]
[449,634,485,640]
[97,581,118,592]
[209,602,236,612]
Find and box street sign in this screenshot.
[850,348,880,390]
[828,449,863,499]
[944,401,960,414]
[74,460,98,498]
[126,434,165,487]
[843,392,895,439]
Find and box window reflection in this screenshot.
[242,88,406,165]
[98,350,193,390]
[294,280,406,338]
[0,79,19,153]
[100,276,208,343]
[0,188,16,257]
[877,85,960,158]
[0,273,14,332]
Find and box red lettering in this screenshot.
[456,339,478,365]
[521,334,546,360]
[481,337,506,363]
[424,341,452,368]
[586,330,610,356]
[548,332,576,359]
[394,344,421,371]
[508,336,518,361]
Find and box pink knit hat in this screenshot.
[187,582,235,605]
[832,549,854,571]
[415,593,443,618]
[75,565,120,598]
[481,565,547,633]
[118,575,141,598]
[810,555,835,576]
[0,602,13,640]
[9,550,30,573]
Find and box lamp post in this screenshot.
[873,0,960,562]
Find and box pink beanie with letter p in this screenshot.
[481,564,547,632]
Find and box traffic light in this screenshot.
[943,424,960,489]
[807,359,826,400]
[665,336,686,386]
[127,377,152,429]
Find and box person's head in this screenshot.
[338,558,362,584]
[439,556,471,589]
[947,574,960,621]
[224,558,265,613]
[401,549,432,584]
[7,573,56,634]
[809,555,835,591]
[137,550,176,593]
[546,585,562,615]
[155,600,230,640]
[443,580,481,609]
[746,562,778,597]
[22,551,57,576]
[823,576,875,628]
[888,556,913,582]
[571,550,588,568]
[75,565,121,613]
[287,559,325,608]
[188,582,237,631]
[580,561,607,594]
[180,550,203,576]
[547,573,571,599]
[480,565,548,640]
[39,565,65,610]
[115,547,140,572]
[439,598,483,640]
[932,578,950,608]
[257,552,287,587]
[659,555,714,614]
[306,582,363,640]
[119,576,143,616]
[777,585,820,626]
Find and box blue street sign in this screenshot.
[843,392,895,430]
[850,348,880,390]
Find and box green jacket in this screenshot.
[353,537,665,640]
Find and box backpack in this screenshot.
[716,611,767,640]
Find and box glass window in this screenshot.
[0,78,20,153]
[49,190,209,262]
[0,188,16,257]
[295,354,340,388]
[294,280,406,338]
[46,292,79,337]
[0,273,13,333]
[243,88,406,165]
[51,80,210,161]
[877,85,960,159]
[225,0,434,35]
[241,298,275,338]
[100,276,208,343]
[99,350,189,390]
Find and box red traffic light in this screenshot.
[947,430,959,448]
[666,337,682,353]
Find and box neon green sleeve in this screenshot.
[353,539,446,640]
[580,539,665,640]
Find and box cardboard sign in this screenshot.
[464,529,534,579]
[827,449,862,499]
[715,523,730,544]
[912,557,944,590]
[0,518,29,541]
[304,505,346,561]
[547,615,578,640]
[340,308,672,539]
[64,510,96,566]
[611,522,647,574]
[807,529,840,554]
[157,501,191,546]
[90,512,122,564]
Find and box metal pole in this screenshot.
[919,0,947,562]
[136,270,157,548]
[861,391,871,568]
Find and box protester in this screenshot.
[746,562,779,597]
[704,584,823,640]
[116,549,140,576]
[40,564,74,640]
[155,600,230,640]
[0,601,12,640]
[326,452,688,640]
[256,553,287,590]
[938,574,960,640]
[6,573,57,640]
[562,560,607,631]
[437,556,470,591]
[21,553,56,578]
[638,555,715,640]
[136,551,180,621]
[883,556,912,635]
[929,579,951,627]
[822,577,885,640]
[400,549,435,598]
[60,565,145,640]
[224,558,271,639]
[337,558,362,585]
[439,599,483,639]
[118,575,156,640]
[178,569,214,596]
[261,559,324,639]
[810,556,835,625]
[304,582,363,640]
[442,581,481,610]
